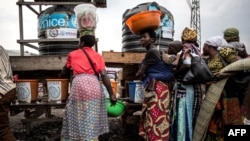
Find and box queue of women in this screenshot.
[57,4,250,140]
[134,26,250,141]
[57,24,250,140]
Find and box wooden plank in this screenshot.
[10,55,67,71]
[102,51,145,64]
[10,52,146,71]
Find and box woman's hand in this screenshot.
[213,72,231,81]
[136,64,148,78]
[182,44,192,60]
[135,71,141,78]
[110,94,117,106]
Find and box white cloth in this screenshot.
[229,41,245,51]
[204,36,230,48]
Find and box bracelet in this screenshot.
[243,117,250,125]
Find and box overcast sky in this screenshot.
[0,0,249,54]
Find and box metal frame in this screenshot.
[190,0,201,47]
[17,0,104,56]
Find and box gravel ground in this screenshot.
[10,109,144,141]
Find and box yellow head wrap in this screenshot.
[181,27,197,42]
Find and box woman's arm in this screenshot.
[58,54,72,78]
[213,72,237,81]
[58,65,71,78]
[174,50,191,76]
[136,64,148,78]
[100,69,117,105]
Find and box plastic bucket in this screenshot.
[16,79,39,103]
[74,4,98,31]
[46,79,69,102]
[106,98,125,117]
[128,81,144,103]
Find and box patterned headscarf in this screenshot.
[223,27,239,42]
[204,36,230,48]
[80,29,95,37]
[181,27,197,42]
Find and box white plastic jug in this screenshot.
[74,4,98,30]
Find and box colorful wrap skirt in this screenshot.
[139,81,171,141]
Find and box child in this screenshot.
[162,40,183,65]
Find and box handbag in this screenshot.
[182,55,213,84]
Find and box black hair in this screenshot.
[80,35,96,47]
[140,28,157,43]
[168,40,183,54]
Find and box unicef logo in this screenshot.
[69,14,77,28]
[48,86,60,99]
[49,29,58,37]
[38,13,77,31]
[17,87,30,100]
[136,87,144,99]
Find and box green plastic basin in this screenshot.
[106,98,126,117]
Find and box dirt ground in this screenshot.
[10,109,144,141]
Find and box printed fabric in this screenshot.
[193,58,250,141]
[181,27,197,42]
[200,48,242,141]
[61,74,109,141]
[170,42,205,141]
[139,81,171,141]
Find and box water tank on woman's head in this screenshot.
[122,2,174,52]
[38,5,79,55]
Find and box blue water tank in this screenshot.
[122,2,174,52]
[38,5,79,55]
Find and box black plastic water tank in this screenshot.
[122,2,174,52]
[38,5,79,55]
